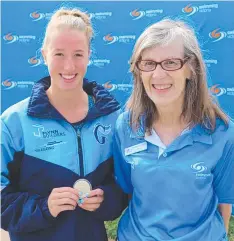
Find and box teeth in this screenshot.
[61,74,76,79]
[153,84,171,90]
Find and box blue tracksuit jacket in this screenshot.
[1,76,127,241]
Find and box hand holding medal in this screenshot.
[73,179,92,200]
[73,179,104,212]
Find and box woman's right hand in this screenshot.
[48,187,79,217]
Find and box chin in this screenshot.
[152,98,175,107]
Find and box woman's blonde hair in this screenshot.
[127,18,228,133]
[42,7,93,50]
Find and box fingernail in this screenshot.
[79,191,83,196]
[85,193,89,198]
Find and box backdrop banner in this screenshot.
[2,1,234,119]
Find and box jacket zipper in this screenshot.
[76,127,84,177]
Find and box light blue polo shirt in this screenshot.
[114,111,234,241]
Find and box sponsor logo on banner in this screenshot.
[103,34,136,44]
[30,11,53,21]
[3,33,36,44]
[204,59,218,67]
[28,57,44,67]
[210,84,234,96]
[28,49,44,67]
[209,28,234,42]
[182,3,218,16]
[103,81,132,92]
[89,12,112,20]
[88,59,110,68]
[2,79,34,90]
[130,8,163,20]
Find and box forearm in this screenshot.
[218,203,232,233]
[1,186,56,233]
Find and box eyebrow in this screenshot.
[142,56,182,60]
[53,49,84,52]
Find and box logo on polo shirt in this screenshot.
[191,162,211,179]
[191,162,207,173]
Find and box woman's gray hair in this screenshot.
[127,18,228,133]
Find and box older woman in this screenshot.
[114,19,234,241]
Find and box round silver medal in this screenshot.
[73,179,92,198]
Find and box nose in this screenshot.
[152,64,167,79]
[63,57,75,72]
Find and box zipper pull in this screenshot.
[77,128,81,137]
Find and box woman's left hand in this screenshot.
[78,188,104,212]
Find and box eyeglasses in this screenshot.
[136,58,188,72]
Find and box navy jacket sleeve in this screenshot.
[1,119,56,233]
[93,157,128,221]
[1,185,56,232]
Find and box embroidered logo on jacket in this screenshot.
[35,141,66,152]
[94,123,112,144]
[33,125,66,138]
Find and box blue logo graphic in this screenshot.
[94,124,112,144]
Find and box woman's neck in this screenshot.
[156,104,184,127]
[46,86,89,123]
[153,103,188,146]
[46,86,88,110]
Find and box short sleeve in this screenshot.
[213,141,234,204]
[113,115,133,194]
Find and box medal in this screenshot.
[73,179,92,198]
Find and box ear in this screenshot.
[41,49,47,65]
[185,64,192,80]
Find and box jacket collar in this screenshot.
[27,76,120,121]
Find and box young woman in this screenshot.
[1,8,127,241]
[114,19,234,241]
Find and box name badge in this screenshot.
[125,142,147,156]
